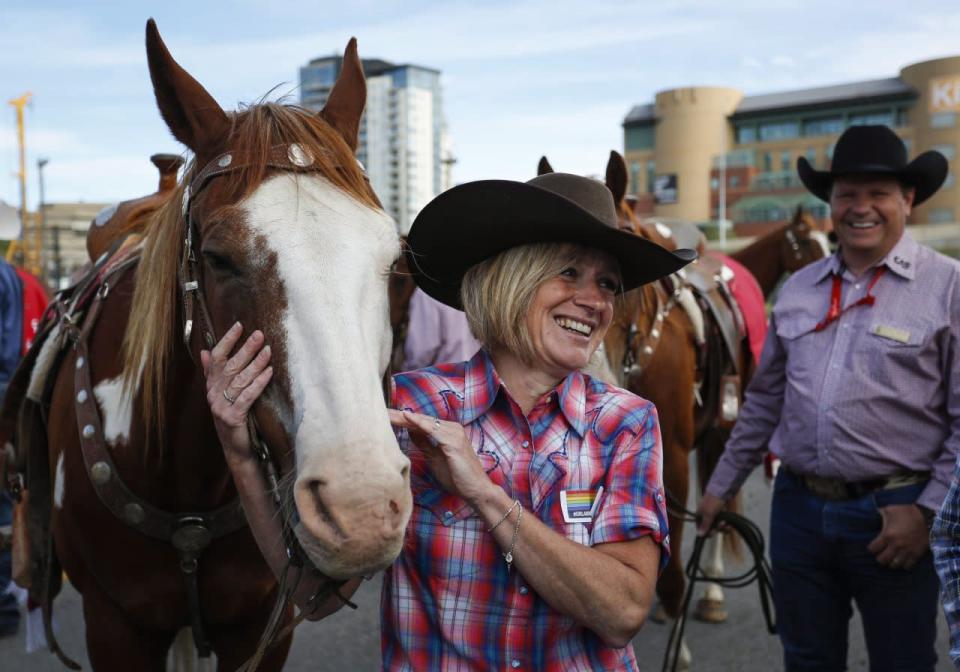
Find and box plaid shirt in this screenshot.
[382,350,669,671]
[933,482,960,665]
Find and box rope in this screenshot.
[661,495,776,672]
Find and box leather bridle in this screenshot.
[619,278,680,383]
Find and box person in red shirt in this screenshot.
[201,173,695,669]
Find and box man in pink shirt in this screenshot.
[401,287,480,371]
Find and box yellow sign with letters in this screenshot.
[930,75,960,113]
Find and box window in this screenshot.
[759,121,800,141]
[737,126,757,143]
[710,177,719,191]
[805,147,817,166]
[944,173,956,189]
[928,208,955,223]
[763,152,773,172]
[931,113,957,129]
[729,175,741,188]
[826,143,836,160]
[781,150,792,172]
[802,116,844,137]
[725,149,755,167]
[630,162,642,194]
[625,126,655,151]
[849,111,894,127]
[646,161,656,194]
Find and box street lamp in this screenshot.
[36,158,56,285]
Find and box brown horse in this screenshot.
[731,205,830,298]
[9,21,411,670]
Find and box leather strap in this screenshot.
[621,282,677,381]
[70,280,247,542]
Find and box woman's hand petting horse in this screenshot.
[200,321,273,466]
[388,409,495,507]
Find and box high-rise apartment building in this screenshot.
[623,55,960,235]
[300,55,453,234]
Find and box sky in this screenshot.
[2,0,960,210]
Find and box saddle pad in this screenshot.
[710,253,767,365]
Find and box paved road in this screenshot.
[1,469,953,670]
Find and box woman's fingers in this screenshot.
[387,409,433,430]
[223,330,265,379]
[209,321,244,369]
[233,366,274,413]
[224,345,272,395]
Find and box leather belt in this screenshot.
[783,466,930,501]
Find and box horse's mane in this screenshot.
[121,102,380,446]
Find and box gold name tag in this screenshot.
[872,324,911,343]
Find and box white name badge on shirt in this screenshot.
[872,324,911,343]
[560,486,603,524]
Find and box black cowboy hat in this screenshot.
[406,172,697,309]
[797,125,948,205]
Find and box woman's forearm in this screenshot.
[473,485,658,647]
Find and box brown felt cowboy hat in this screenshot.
[406,172,698,309]
[797,125,948,205]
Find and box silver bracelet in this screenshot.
[488,499,520,533]
[503,504,523,572]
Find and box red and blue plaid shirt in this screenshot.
[382,350,669,671]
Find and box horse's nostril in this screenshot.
[389,500,400,515]
[400,464,410,479]
[308,478,328,494]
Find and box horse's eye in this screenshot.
[202,249,240,276]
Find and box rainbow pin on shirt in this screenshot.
[560,486,604,524]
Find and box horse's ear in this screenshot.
[320,38,365,153]
[605,150,628,204]
[537,156,554,175]
[145,19,229,155]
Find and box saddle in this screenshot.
[684,256,746,378]
[681,254,748,428]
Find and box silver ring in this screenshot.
[223,389,237,405]
[434,417,441,429]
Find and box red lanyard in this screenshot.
[814,266,886,332]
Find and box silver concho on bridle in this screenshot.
[287,143,314,168]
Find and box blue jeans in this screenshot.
[0,491,18,633]
[770,469,938,672]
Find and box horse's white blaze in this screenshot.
[54,453,65,509]
[242,174,408,575]
[94,375,134,446]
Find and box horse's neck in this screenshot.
[730,228,784,297]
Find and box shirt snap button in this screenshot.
[521,440,530,448]
[511,660,521,669]
[443,511,453,519]
[519,586,529,595]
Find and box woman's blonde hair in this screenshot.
[460,242,619,364]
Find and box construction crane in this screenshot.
[6,92,42,277]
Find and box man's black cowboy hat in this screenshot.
[797,125,948,205]
[406,172,697,309]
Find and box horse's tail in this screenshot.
[696,427,743,561]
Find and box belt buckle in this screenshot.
[802,474,851,501]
